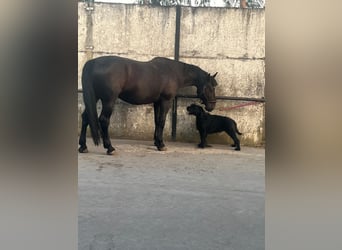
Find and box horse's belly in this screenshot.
[119,92,159,105]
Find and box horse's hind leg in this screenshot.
[79,111,89,153]
[154,100,171,151]
[99,101,115,155]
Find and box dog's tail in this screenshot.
[234,121,242,135]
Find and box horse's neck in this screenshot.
[182,64,204,88]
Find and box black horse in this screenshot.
[79,56,218,154]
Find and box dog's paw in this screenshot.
[234,148,241,151]
[205,144,212,147]
[197,143,205,148]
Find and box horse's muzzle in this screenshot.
[205,101,216,112]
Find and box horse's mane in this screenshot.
[182,63,208,86]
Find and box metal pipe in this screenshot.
[174,6,181,61]
[171,6,181,140]
[175,94,266,103]
[77,90,265,103]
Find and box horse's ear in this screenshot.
[213,72,218,78]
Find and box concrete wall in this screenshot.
[78,2,265,146]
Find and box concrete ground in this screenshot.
[78,139,264,250]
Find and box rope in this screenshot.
[217,101,263,111]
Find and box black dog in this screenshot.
[187,104,242,151]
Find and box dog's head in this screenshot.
[187,104,205,117]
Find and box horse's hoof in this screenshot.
[106,147,115,155]
[158,146,167,151]
[79,147,88,153]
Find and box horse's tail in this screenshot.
[234,121,242,135]
[82,61,101,145]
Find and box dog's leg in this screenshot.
[198,130,207,148]
[225,130,241,151]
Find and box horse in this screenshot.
[78,56,218,154]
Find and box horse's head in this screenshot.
[197,72,218,112]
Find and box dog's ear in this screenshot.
[197,106,205,116]
[213,72,218,78]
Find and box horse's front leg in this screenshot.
[154,100,171,151]
[153,102,160,147]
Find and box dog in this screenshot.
[187,104,242,151]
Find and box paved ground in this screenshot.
[79,139,264,250]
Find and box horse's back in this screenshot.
[84,56,134,70]
[82,56,184,103]
[84,56,177,73]
[150,57,180,67]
